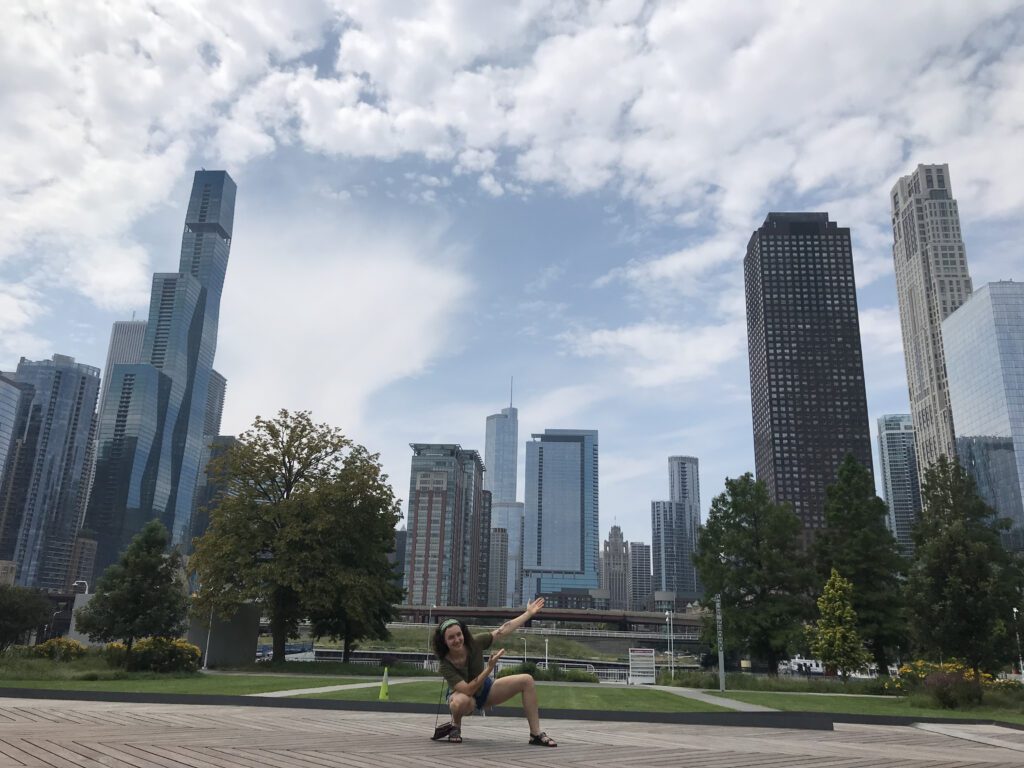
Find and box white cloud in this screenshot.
[563,320,746,388]
[0,283,49,359]
[216,205,472,437]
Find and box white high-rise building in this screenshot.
[485,402,523,606]
[877,415,921,552]
[943,282,1024,547]
[652,456,702,605]
[890,164,973,484]
[485,406,518,502]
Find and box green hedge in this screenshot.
[125,638,201,673]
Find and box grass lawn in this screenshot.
[719,691,1024,726]
[298,679,727,713]
[0,673,363,696]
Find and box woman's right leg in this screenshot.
[448,692,475,727]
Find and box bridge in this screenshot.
[396,604,706,634]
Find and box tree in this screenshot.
[814,454,906,672]
[0,585,51,652]
[190,410,402,663]
[907,455,1024,683]
[695,473,815,673]
[807,569,870,680]
[75,520,189,650]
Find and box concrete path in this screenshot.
[2,697,1024,766]
[651,684,778,712]
[251,677,424,698]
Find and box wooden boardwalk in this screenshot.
[1,697,1024,767]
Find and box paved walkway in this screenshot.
[650,684,777,712]
[252,678,424,698]
[1,697,1023,767]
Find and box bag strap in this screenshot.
[434,677,447,728]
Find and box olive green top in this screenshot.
[439,632,494,690]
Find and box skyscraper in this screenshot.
[601,525,628,610]
[877,415,921,552]
[404,443,485,606]
[0,375,33,491]
[86,171,236,578]
[204,370,227,437]
[522,429,600,604]
[485,406,517,502]
[891,164,973,483]
[0,355,100,590]
[653,456,702,605]
[745,212,873,536]
[485,403,523,606]
[627,541,652,611]
[488,499,524,607]
[943,281,1024,546]
[97,320,146,418]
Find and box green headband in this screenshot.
[439,618,460,632]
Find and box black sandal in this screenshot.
[529,731,557,747]
[448,726,462,744]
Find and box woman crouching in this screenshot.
[433,597,557,747]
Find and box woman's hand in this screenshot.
[526,597,545,617]
[486,648,506,671]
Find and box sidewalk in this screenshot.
[251,677,425,697]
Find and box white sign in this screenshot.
[628,647,656,685]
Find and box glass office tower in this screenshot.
[86,171,236,578]
[522,429,600,603]
[0,355,100,590]
[943,282,1024,545]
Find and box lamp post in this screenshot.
[1014,608,1024,679]
[715,594,726,692]
[426,604,437,657]
[523,637,527,665]
[545,638,549,669]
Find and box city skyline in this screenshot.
[3,5,1024,545]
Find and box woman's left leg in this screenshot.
[484,674,542,735]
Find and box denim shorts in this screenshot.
[446,676,493,713]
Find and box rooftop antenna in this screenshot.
[509,376,514,408]
[131,310,136,321]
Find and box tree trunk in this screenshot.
[870,639,889,676]
[271,590,288,663]
[343,629,353,663]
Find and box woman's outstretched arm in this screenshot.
[491,597,545,641]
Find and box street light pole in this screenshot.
[1014,608,1023,679]
[715,594,726,692]
[545,638,549,669]
[523,637,527,666]
[670,611,674,681]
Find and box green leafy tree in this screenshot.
[907,455,1024,684]
[190,410,403,663]
[815,454,906,672]
[0,585,51,652]
[807,568,870,679]
[695,473,815,673]
[75,520,189,650]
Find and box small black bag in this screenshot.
[431,721,455,741]
[430,679,452,741]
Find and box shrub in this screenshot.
[126,638,201,673]
[924,671,982,709]
[103,642,128,668]
[30,637,87,662]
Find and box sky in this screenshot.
[2,1,1024,545]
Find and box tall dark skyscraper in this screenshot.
[86,171,236,577]
[744,213,873,537]
[0,355,100,590]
